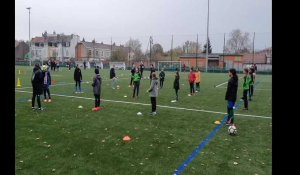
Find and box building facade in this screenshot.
[31,31,80,62]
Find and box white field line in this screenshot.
[15,90,271,119]
[15,77,130,89]
[215,86,272,91]
[215,77,243,87]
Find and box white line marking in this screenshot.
[215,77,243,88]
[215,86,272,91]
[16,90,271,119]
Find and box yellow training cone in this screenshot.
[17,78,22,87]
[214,120,221,125]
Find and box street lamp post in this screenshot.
[26,7,31,66]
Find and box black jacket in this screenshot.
[110,68,116,79]
[173,73,180,90]
[32,69,43,94]
[225,76,238,102]
[74,67,82,81]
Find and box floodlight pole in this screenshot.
[26,7,31,66]
[205,0,209,72]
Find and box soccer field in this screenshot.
[15,65,272,175]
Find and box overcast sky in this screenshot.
[15,0,271,53]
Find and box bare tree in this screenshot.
[111,47,128,61]
[183,40,201,54]
[125,38,143,60]
[225,29,251,53]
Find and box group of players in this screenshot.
[30,61,257,120]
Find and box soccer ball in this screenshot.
[228,125,237,135]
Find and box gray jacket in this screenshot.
[92,74,102,95]
[148,78,159,97]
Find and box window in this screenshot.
[88,50,92,56]
[62,42,66,47]
[96,50,99,56]
[54,43,58,47]
[48,42,53,47]
[66,50,69,56]
[41,43,44,47]
[35,43,39,47]
[101,51,104,57]
[66,42,70,47]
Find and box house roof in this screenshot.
[79,42,131,51]
[179,53,220,58]
[32,34,73,43]
[31,37,46,43]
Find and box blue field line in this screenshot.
[173,81,260,175]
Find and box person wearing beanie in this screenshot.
[92,68,102,111]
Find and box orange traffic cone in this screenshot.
[17,78,22,87]
[123,135,131,142]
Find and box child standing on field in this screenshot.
[92,68,102,111]
[248,67,255,101]
[74,64,83,93]
[132,68,141,99]
[195,68,201,92]
[42,65,52,102]
[147,72,159,116]
[173,70,180,101]
[188,68,196,96]
[225,68,238,125]
[159,68,165,88]
[242,68,251,110]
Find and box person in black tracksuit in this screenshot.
[129,63,135,87]
[31,64,44,110]
[173,70,180,101]
[74,64,83,93]
[92,68,102,111]
[225,68,238,125]
[249,68,255,101]
[159,68,165,88]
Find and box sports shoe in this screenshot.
[75,91,79,94]
[48,99,52,102]
[96,107,101,110]
[38,107,44,111]
[243,108,248,110]
[32,107,35,110]
[44,99,47,102]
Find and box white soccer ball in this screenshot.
[228,125,237,135]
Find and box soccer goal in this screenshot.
[158,61,181,72]
[109,62,126,70]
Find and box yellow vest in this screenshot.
[195,71,201,83]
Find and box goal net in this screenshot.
[109,62,126,70]
[157,61,181,72]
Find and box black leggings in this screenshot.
[190,82,195,94]
[94,94,100,107]
[160,79,164,88]
[150,97,156,112]
[133,82,140,97]
[249,85,254,99]
[243,89,248,109]
[175,88,179,101]
[32,91,41,108]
